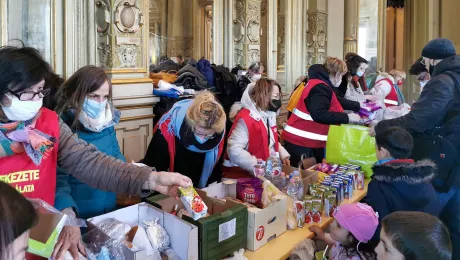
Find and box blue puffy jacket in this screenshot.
[54,110,125,219]
[197,58,215,87]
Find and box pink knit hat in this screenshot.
[333,202,379,243]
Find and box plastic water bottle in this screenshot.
[253,159,266,177]
[287,178,300,200]
[266,152,282,182]
[290,171,304,199]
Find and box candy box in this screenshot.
[179,186,208,221]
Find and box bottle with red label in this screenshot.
[266,152,282,183]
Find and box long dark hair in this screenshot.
[0,182,38,260]
[382,211,452,260]
[340,52,368,90]
[339,233,377,260]
[0,44,54,100]
[55,65,112,129]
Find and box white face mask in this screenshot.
[420,80,429,92]
[251,74,262,81]
[1,94,42,121]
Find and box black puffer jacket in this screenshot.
[375,55,460,189]
[304,64,360,125]
[236,75,252,101]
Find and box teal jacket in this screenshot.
[54,110,125,219]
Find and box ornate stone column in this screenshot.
[343,0,359,56]
[266,0,277,79]
[93,0,156,162]
[285,0,305,93]
[167,0,184,57]
[232,0,262,68]
[212,0,224,64]
[306,0,328,67]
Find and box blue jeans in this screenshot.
[437,187,460,259]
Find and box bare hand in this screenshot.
[369,125,376,137]
[364,95,379,102]
[149,171,192,197]
[282,157,291,166]
[308,225,325,241]
[52,226,85,260]
[347,113,362,124]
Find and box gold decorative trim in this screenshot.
[105,68,147,74]
[111,78,153,84]
[120,114,155,122]
[116,104,155,110]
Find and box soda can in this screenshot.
[356,171,365,190]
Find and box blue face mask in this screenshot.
[356,71,365,77]
[195,134,209,144]
[82,98,107,119]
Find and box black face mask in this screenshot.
[268,99,282,112]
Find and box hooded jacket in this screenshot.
[365,159,441,241]
[226,83,290,172]
[236,75,253,101]
[304,64,361,125]
[375,55,460,189]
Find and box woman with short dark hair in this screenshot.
[237,62,264,100]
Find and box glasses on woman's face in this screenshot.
[271,93,281,100]
[8,88,51,101]
[193,130,216,139]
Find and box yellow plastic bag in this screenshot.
[326,125,377,178]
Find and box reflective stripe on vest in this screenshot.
[384,99,398,106]
[293,108,314,121]
[284,125,328,141]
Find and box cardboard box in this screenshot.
[204,181,288,251]
[282,165,318,193]
[147,189,248,260]
[28,212,67,258]
[88,203,198,260]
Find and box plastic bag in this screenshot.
[326,125,377,178]
[82,218,128,260]
[27,199,86,258]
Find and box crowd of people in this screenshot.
[0,38,458,260]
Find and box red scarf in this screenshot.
[352,75,368,91]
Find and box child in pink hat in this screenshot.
[310,202,379,260]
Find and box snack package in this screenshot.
[236,178,264,208]
[304,196,313,224]
[312,197,322,223]
[178,186,208,220]
[294,201,305,228]
[144,219,170,252]
[317,163,332,173]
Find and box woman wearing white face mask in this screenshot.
[0,46,192,260]
[339,53,377,103]
[237,62,264,100]
[282,57,362,165]
[54,66,126,220]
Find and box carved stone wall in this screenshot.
[306,11,327,66]
[232,0,262,68]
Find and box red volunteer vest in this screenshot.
[0,108,60,205]
[282,79,344,148]
[376,78,399,107]
[222,109,280,179]
[153,118,224,172]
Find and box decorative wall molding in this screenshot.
[306,11,327,66]
[277,14,286,67]
[115,44,139,67]
[114,0,143,33]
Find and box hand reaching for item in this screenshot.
[308,225,326,241]
[148,171,192,197]
[52,225,86,260]
[282,157,291,166]
[347,113,362,124]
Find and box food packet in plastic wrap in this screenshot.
[26,199,87,258]
[82,218,127,260]
[236,178,264,208]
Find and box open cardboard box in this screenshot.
[28,212,67,258]
[282,164,319,193]
[148,189,248,260]
[203,180,288,251]
[88,203,198,260]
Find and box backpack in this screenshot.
[211,65,239,114]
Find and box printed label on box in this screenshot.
[218,218,236,243]
[256,226,264,241]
